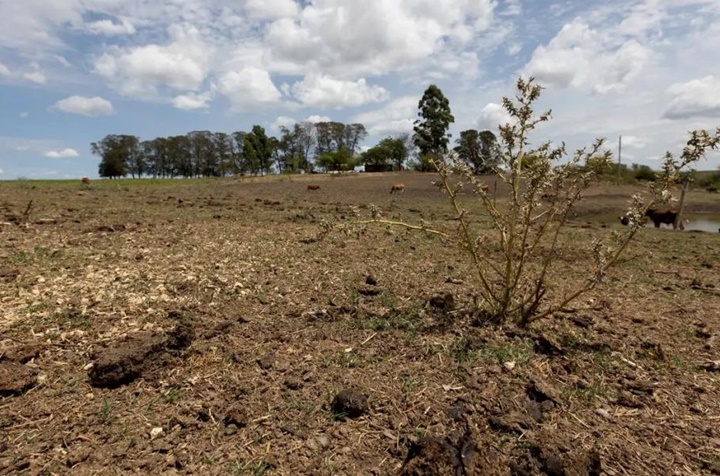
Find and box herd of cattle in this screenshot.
[78,177,716,231]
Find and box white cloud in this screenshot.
[245,0,299,20]
[271,115,296,132]
[86,18,136,36]
[663,75,720,120]
[305,114,331,123]
[524,18,651,94]
[476,102,514,131]
[53,96,114,117]
[352,96,417,135]
[217,67,282,109]
[291,74,389,109]
[93,24,210,97]
[45,148,79,158]
[265,0,497,77]
[621,135,648,149]
[19,112,29,119]
[24,71,47,84]
[172,90,214,110]
[0,63,10,76]
[271,114,333,132]
[0,168,3,174]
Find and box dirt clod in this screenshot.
[429,292,454,311]
[0,268,20,282]
[88,322,193,388]
[0,361,38,396]
[331,388,368,419]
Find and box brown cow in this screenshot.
[307,184,321,191]
[390,183,405,194]
[81,177,91,186]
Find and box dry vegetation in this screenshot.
[1,172,720,475]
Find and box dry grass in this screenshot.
[1,172,719,475]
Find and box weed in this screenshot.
[448,337,477,364]
[228,461,271,475]
[100,399,113,425]
[478,338,534,366]
[330,77,720,327]
[164,388,184,404]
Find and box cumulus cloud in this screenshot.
[19,112,29,119]
[265,0,497,77]
[217,67,282,109]
[93,24,210,97]
[621,135,648,149]
[86,18,136,36]
[476,102,514,131]
[524,18,651,94]
[0,168,3,174]
[663,75,720,120]
[305,114,331,123]
[352,96,418,135]
[244,0,299,20]
[45,148,79,158]
[53,96,114,116]
[0,63,10,76]
[172,91,214,110]
[291,74,389,109]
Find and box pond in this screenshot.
[646,214,720,232]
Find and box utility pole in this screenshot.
[616,135,622,185]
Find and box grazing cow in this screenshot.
[307,184,321,191]
[81,177,91,186]
[390,183,405,194]
[645,208,681,229]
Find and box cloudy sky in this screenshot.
[1,0,719,179]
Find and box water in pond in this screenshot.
[647,215,720,232]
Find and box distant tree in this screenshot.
[91,134,142,179]
[317,149,357,171]
[454,129,501,174]
[186,131,218,177]
[362,136,408,170]
[214,132,235,176]
[314,121,367,166]
[413,84,455,171]
[343,123,368,155]
[244,125,273,176]
[141,138,169,178]
[231,131,248,174]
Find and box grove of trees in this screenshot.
[91,121,412,179]
[91,83,646,180]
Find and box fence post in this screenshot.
[675,179,689,230]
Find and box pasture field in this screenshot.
[1,172,720,475]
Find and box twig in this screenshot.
[352,219,449,238]
[360,333,378,345]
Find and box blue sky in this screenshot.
[1,0,720,179]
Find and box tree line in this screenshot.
[91,86,502,179]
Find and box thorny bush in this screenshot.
[322,77,720,327]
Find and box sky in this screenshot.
[1,0,720,179]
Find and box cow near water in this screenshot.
[619,208,682,229]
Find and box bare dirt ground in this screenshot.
[1,172,720,475]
